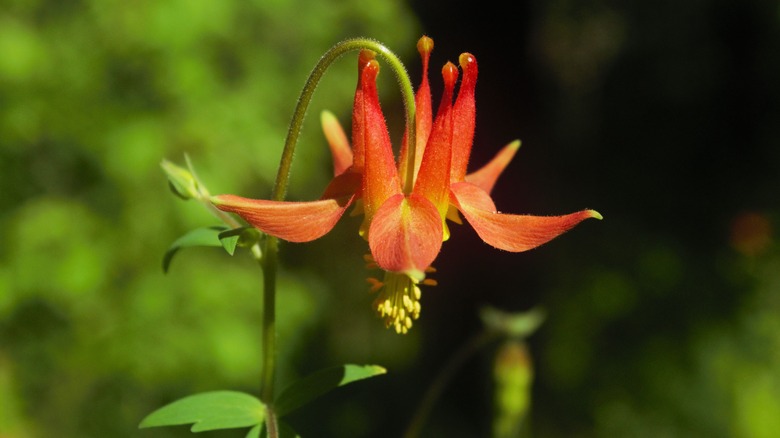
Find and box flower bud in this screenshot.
[161,158,201,200]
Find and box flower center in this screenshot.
[365,255,438,334]
[370,271,422,334]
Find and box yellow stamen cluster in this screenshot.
[365,255,436,334]
[372,272,421,334]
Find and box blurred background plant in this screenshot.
[1,0,779,437]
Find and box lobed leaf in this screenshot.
[275,364,386,417]
[245,423,262,438]
[139,391,265,432]
[218,226,261,256]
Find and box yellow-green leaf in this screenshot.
[139,391,265,432]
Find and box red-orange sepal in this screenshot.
[413,61,458,218]
[360,58,402,224]
[212,193,355,243]
[450,53,478,182]
[450,181,601,252]
[321,110,353,176]
[399,35,434,183]
[368,193,443,280]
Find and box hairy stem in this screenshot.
[265,405,279,438]
[272,37,417,201]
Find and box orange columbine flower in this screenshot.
[212,36,601,333]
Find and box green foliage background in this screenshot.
[0,1,418,436]
[2,0,780,437]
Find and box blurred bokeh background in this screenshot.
[1,0,779,437]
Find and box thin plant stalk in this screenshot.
[403,330,498,438]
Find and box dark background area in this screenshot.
[402,1,780,437]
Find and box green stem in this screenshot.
[272,37,417,201]
[403,330,498,438]
[264,400,279,438]
[260,235,279,404]
[259,38,418,436]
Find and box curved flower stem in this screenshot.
[258,38,418,436]
[403,329,499,438]
[272,37,417,201]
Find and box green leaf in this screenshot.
[245,423,262,438]
[161,158,200,200]
[168,181,191,200]
[218,228,241,256]
[275,364,387,417]
[218,226,261,256]
[162,226,228,273]
[139,391,265,432]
